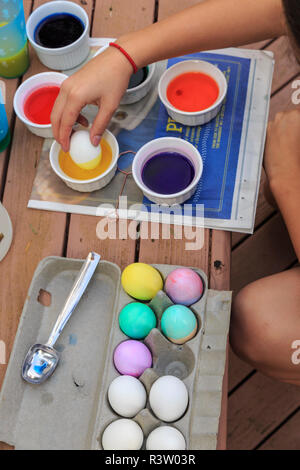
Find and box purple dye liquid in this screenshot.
[142,151,195,195]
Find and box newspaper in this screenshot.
[28,38,274,233]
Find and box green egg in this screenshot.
[119,302,157,339]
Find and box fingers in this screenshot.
[90,99,118,146]
[51,79,86,152]
[51,86,68,143]
[58,95,84,152]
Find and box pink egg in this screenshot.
[165,268,204,306]
[113,340,152,377]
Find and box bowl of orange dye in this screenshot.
[158,60,228,126]
[49,129,119,192]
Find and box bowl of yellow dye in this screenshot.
[49,129,119,192]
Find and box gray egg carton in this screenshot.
[0,257,231,450]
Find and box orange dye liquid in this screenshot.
[59,138,113,180]
[167,71,219,112]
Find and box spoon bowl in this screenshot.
[22,252,101,385]
[22,344,60,385]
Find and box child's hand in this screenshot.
[51,47,133,152]
[264,109,300,189]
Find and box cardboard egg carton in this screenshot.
[0,257,231,450]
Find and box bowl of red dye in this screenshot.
[14,72,68,138]
[132,137,203,206]
[158,60,228,126]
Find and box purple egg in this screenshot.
[113,340,152,377]
[165,268,204,306]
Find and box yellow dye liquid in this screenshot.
[59,138,113,180]
[0,42,29,78]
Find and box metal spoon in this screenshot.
[22,252,101,385]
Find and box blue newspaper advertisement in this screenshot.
[116,52,251,221]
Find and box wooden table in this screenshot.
[0,0,230,450]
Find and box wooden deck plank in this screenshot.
[228,373,300,449]
[66,0,155,265]
[265,36,300,94]
[231,213,296,292]
[210,230,231,290]
[209,230,231,450]
[93,0,156,36]
[228,348,254,391]
[232,170,275,247]
[157,0,203,20]
[138,225,210,272]
[258,409,300,450]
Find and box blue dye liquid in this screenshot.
[142,152,195,195]
[34,13,84,48]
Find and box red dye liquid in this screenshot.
[167,72,219,112]
[24,85,60,124]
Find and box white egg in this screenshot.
[108,375,147,418]
[102,418,144,450]
[69,130,102,170]
[146,426,186,450]
[149,375,188,422]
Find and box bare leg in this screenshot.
[230,267,300,386]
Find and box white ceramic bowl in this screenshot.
[120,64,156,105]
[26,1,90,70]
[13,72,68,138]
[132,137,203,205]
[50,129,119,192]
[158,60,228,126]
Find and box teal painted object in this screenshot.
[161,305,197,343]
[119,302,157,339]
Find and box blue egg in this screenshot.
[161,305,197,344]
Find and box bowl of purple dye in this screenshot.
[132,137,203,205]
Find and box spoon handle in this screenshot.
[47,252,101,347]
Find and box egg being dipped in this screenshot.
[69,130,102,170]
[59,136,112,180]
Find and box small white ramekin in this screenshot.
[132,137,203,205]
[13,72,68,138]
[26,1,90,70]
[50,130,119,193]
[120,64,156,105]
[158,60,228,126]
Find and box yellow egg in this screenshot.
[121,263,163,301]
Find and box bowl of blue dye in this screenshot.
[132,137,203,205]
[26,1,90,70]
[120,64,156,105]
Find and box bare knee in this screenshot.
[230,270,300,385]
[230,283,270,368]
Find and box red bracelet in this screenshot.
[109,42,138,74]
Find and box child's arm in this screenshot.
[51,0,285,152]
[119,0,284,68]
